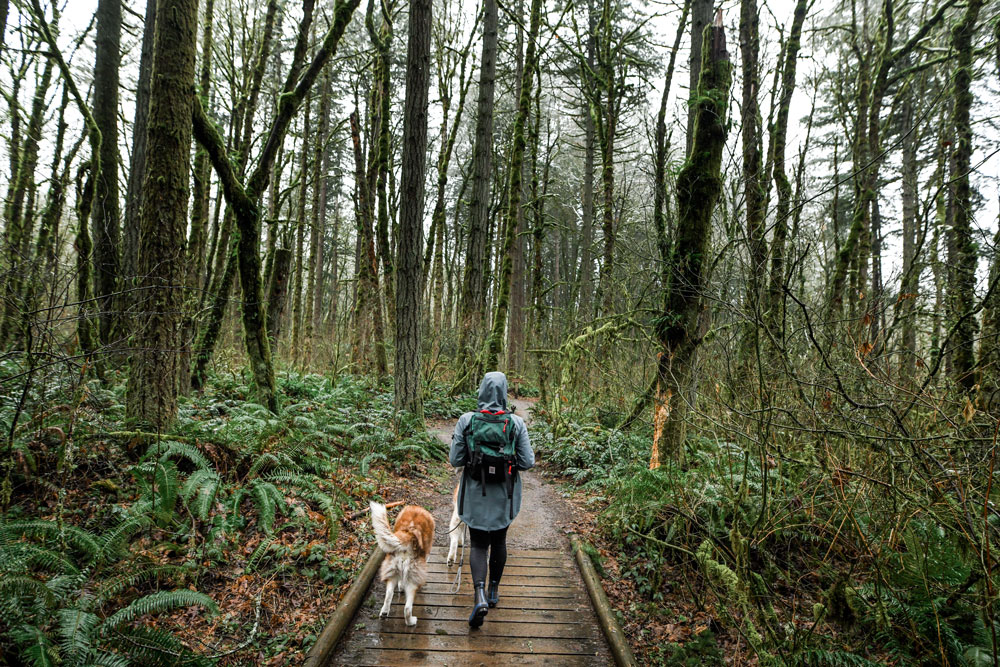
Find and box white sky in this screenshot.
[5,0,999,292]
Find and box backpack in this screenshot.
[459,411,518,519]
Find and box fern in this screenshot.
[146,440,210,471]
[180,469,221,520]
[248,480,287,534]
[11,624,57,667]
[103,589,217,630]
[360,451,386,475]
[0,520,100,562]
[56,607,99,661]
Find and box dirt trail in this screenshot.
[424,397,575,550]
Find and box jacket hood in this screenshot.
[477,372,509,412]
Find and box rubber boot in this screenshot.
[468,582,488,628]
[487,580,500,608]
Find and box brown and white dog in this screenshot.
[446,480,464,566]
[369,501,435,626]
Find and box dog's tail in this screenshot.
[370,501,402,553]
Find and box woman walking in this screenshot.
[450,371,534,628]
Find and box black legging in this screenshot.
[469,526,508,585]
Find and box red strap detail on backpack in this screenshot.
[479,409,506,416]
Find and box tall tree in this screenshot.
[482,0,543,373]
[126,0,198,430]
[650,11,730,467]
[122,0,157,298]
[948,0,984,390]
[395,0,432,415]
[92,0,122,346]
[457,0,498,379]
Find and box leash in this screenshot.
[449,523,468,595]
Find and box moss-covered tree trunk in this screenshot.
[651,14,730,468]
[738,0,766,363]
[764,0,808,337]
[126,0,198,430]
[948,0,984,390]
[481,0,543,374]
[178,0,214,395]
[394,0,432,416]
[0,48,54,347]
[367,0,395,335]
[122,0,157,311]
[349,110,389,377]
[306,68,331,365]
[191,0,359,409]
[457,0,498,382]
[92,0,122,347]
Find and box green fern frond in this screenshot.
[11,624,57,667]
[56,607,99,661]
[180,469,221,521]
[0,520,100,561]
[146,440,210,471]
[152,460,179,524]
[0,574,57,609]
[0,541,80,575]
[95,564,183,604]
[102,589,217,631]
[249,480,286,534]
[97,515,152,562]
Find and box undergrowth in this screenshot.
[0,367,447,664]
[533,407,999,666]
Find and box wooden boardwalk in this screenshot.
[329,547,614,665]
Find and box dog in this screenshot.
[369,501,435,626]
[446,479,464,566]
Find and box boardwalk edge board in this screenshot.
[570,535,639,667]
[304,545,384,667]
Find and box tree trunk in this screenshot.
[1,49,54,347]
[306,68,332,364]
[178,0,214,395]
[92,0,122,347]
[292,107,311,366]
[266,246,293,345]
[481,0,542,375]
[739,0,766,361]
[122,0,157,308]
[126,0,198,430]
[458,0,498,378]
[349,109,389,377]
[395,0,432,415]
[686,0,713,156]
[764,0,808,335]
[948,0,984,390]
[652,15,730,468]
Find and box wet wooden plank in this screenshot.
[427,557,570,568]
[329,547,614,666]
[379,606,591,623]
[401,592,591,611]
[425,564,570,578]
[346,632,606,655]
[338,648,607,665]
[421,582,582,597]
[357,617,593,639]
[423,573,577,588]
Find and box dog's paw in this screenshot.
[405,615,417,626]
[379,604,391,618]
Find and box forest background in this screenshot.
[1,0,1000,663]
